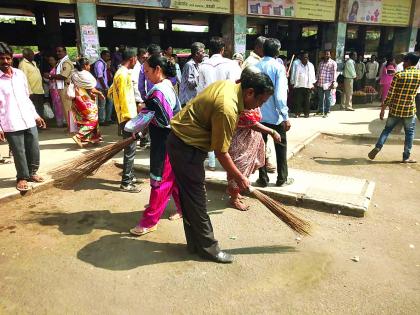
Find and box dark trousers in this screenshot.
[167,132,220,257]
[293,88,311,116]
[30,94,44,118]
[416,93,420,121]
[259,122,288,184]
[120,122,137,186]
[5,127,40,180]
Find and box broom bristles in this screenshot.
[49,137,135,187]
[250,189,311,236]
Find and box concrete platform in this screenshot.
[129,150,374,217]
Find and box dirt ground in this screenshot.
[0,135,419,315]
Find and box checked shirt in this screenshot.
[385,66,420,117]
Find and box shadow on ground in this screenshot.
[311,156,402,166]
[76,233,297,270]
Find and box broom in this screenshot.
[49,111,155,187]
[248,186,311,236]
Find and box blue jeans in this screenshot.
[375,115,416,160]
[208,151,216,168]
[317,87,332,114]
[5,127,40,180]
[98,89,114,123]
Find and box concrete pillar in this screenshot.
[76,2,101,62]
[208,15,222,37]
[148,11,160,45]
[357,25,367,54]
[135,10,147,47]
[287,21,300,56]
[44,4,62,49]
[33,6,45,50]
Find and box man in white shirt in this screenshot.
[197,36,241,170]
[365,55,379,86]
[290,52,316,118]
[131,48,148,107]
[242,36,266,69]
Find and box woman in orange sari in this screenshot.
[70,58,104,147]
[227,108,281,211]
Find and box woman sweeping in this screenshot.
[227,108,281,211]
[130,55,182,236]
[71,57,104,147]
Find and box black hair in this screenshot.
[240,66,274,97]
[146,55,177,78]
[403,53,420,66]
[191,42,205,56]
[255,36,267,49]
[100,50,110,57]
[263,38,281,58]
[138,48,147,55]
[0,42,13,56]
[75,57,90,71]
[122,49,136,61]
[208,36,225,55]
[147,43,161,56]
[56,46,66,52]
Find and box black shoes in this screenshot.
[276,178,295,187]
[256,178,268,187]
[212,251,234,264]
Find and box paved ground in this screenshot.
[0,135,419,314]
[1,103,418,201]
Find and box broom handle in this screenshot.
[287,54,295,77]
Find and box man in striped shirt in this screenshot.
[368,53,420,163]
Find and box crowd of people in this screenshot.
[0,36,419,263]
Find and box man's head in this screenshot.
[100,50,111,62]
[122,49,137,69]
[371,54,377,62]
[349,51,357,60]
[22,48,35,62]
[240,66,274,110]
[357,54,364,62]
[254,36,267,58]
[263,38,281,58]
[301,52,309,65]
[191,42,205,63]
[118,45,126,53]
[137,48,148,64]
[208,36,225,56]
[56,46,67,60]
[0,42,13,73]
[403,53,420,69]
[323,50,331,60]
[164,45,173,57]
[147,43,162,57]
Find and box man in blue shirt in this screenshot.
[256,38,294,187]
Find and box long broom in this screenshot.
[50,111,155,186]
[248,186,311,236]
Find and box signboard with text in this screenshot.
[98,0,231,14]
[248,0,336,21]
[347,0,412,26]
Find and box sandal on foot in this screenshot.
[129,225,157,236]
[0,158,12,164]
[29,174,44,183]
[16,180,31,192]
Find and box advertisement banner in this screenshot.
[347,0,411,26]
[248,0,336,21]
[98,0,231,14]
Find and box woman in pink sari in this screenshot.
[227,108,282,211]
[47,55,65,127]
[379,57,396,102]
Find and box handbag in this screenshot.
[66,81,76,100]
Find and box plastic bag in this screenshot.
[66,82,76,100]
[43,102,55,119]
[124,110,155,134]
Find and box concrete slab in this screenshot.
[128,148,374,217]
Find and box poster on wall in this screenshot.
[80,25,100,62]
[347,0,411,26]
[98,0,231,14]
[248,0,336,21]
